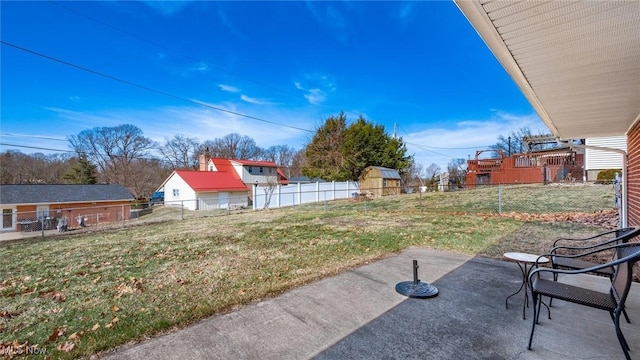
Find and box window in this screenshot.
[173,189,180,197]
[37,205,50,220]
[2,209,13,229]
[383,179,388,187]
[208,164,214,171]
[248,167,253,173]
[259,167,264,173]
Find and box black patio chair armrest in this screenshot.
[551,228,622,247]
[550,237,623,254]
[530,243,640,285]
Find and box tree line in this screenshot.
[2,114,545,197]
[1,114,423,198]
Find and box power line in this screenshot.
[0,143,73,153]
[48,0,288,96]
[0,40,314,134]
[1,133,68,142]
[47,1,366,122]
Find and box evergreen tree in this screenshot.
[302,113,349,180]
[303,113,412,181]
[63,156,98,184]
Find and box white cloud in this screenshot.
[294,73,335,105]
[403,112,548,171]
[240,94,274,105]
[194,62,208,71]
[44,103,314,155]
[304,89,327,105]
[218,84,240,93]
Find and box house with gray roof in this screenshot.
[0,184,134,232]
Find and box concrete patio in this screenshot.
[102,247,640,359]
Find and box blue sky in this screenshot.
[1,1,549,171]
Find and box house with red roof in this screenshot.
[159,170,249,211]
[157,153,288,211]
[200,155,288,186]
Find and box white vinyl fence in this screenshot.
[252,181,360,210]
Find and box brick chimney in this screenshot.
[198,147,211,171]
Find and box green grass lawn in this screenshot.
[0,184,615,358]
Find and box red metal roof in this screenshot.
[214,158,289,184]
[231,159,278,167]
[175,170,248,192]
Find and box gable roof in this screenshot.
[213,158,288,184]
[364,166,401,179]
[0,184,134,205]
[174,170,248,192]
[230,159,278,167]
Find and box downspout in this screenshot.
[560,140,627,228]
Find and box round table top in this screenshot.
[503,252,549,264]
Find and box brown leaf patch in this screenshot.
[57,341,75,352]
[39,290,66,303]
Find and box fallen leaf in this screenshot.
[68,332,79,340]
[47,327,65,343]
[111,305,120,312]
[57,341,75,352]
[91,323,100,331]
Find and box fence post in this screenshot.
[181,201,184,220]
[332,181,336,200]
[316,182,320,202]
[324,191,327,212]
[122,205,125,228]
[277,184,281,208]
[498,184,502,214]
[41,216,45,238]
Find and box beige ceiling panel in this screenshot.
[455,0,640,139]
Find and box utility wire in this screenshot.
[0,40,314,134]
[1,133,68,142]
[48,0,288,96]
[47,0,367,122]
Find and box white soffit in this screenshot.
[455,0,640,139]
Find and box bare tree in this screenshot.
[447,158,467,188]
[159,134,200,170]
[68,124,155,197]
[401,160,422,192]
[423,163,441,191]
[201,133,262,160]
[0,150,73,184]
[261,145,297,178]
[289,149,306,178]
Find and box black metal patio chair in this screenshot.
[550,227,640,279]
[527,242,640,360]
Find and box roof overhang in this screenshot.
[454,0,640,140]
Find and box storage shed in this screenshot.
[359,166,401,197]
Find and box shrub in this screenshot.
[596,169,622,184]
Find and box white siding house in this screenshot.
[163,173,197,209]
[585,136,627,181]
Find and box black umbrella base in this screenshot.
[395,281,439,298]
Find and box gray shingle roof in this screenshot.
[369,166,401,179]
[0,184,134,205]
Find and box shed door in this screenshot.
[218,192,229,209]
[199,195,218,210]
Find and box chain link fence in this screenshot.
[0,181,618,243]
